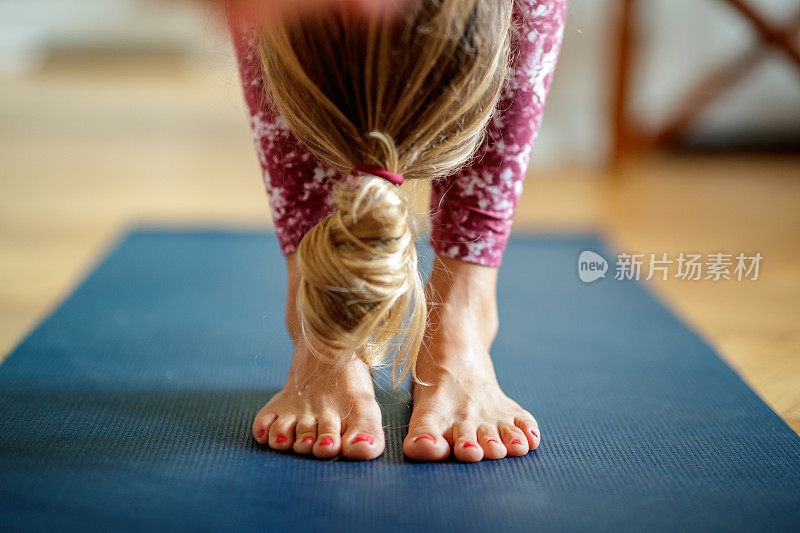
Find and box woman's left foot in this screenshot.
[403,257,540,462]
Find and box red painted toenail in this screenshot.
[257,429,265,439]
[414,435,435,443]
[275,435,287,444]
[462,442,477,449]
[319,438,333,446]
[531,430,538,438]
[511,439,522,445]
[487,439,500,445]
[301,437,314,443]
[351,434,374,445]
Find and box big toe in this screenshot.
[403,425,449,461]
[342,423,385,461]
[404,410,449,461]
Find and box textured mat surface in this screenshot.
[1,229,799,532]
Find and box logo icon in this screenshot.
[578,250,608,283]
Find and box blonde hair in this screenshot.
[258,0,513,382]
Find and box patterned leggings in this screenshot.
[233,0,567,267]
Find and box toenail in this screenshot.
[414,435,435,443]
[487,439,500,445]
[319,438,333,446]
[462,442,477,449]
[275,435,287,444]
[301,437,314,443]
[257,429,265,439]
[511,439,522,445]
[351,434,374,445]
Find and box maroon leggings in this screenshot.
[233,0,567,267]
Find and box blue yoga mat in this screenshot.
[1,229,799,532]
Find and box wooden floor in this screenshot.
[1,54,798,433]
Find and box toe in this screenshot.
[312,414,342,459]
[403,411,449,461]
[403,430,450,462]
[453,423,483,463]
[477,424,507,460]
[253,411,276,445]
[268,415,296,450]
[514,415,541,450]
[293,415,317,454]
[342,419,384,461]
[500,422,529,456]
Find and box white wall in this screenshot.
[0,0,210,71]
[2,0,799,166]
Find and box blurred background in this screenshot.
[1,0,798,430]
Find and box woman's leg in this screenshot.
[233,29,385,460]
[404,0,567,462]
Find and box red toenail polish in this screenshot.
[511,439,522,445]
[462,442,477,449]
[301,437,314,443]
[414,435,435,443]
[320,438,333,446]
[275,435,287,444]
[531,430,538,438]
[257,429,265,439]
[487,439,499,445]
[351,434,374,445]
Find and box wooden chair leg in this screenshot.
[655,8,800,146]
[609,0,800,167]
[721,0,800,70]
[611,0,638,169]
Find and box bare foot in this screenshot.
[251,256,384,460]
[403,256,540,462]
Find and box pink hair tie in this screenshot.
[353,164,404,186]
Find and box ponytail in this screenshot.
[258,0,513,382]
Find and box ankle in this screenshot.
[426,256,499,348]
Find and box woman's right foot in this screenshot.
[252,254,384,460]
[252,341,385,460]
